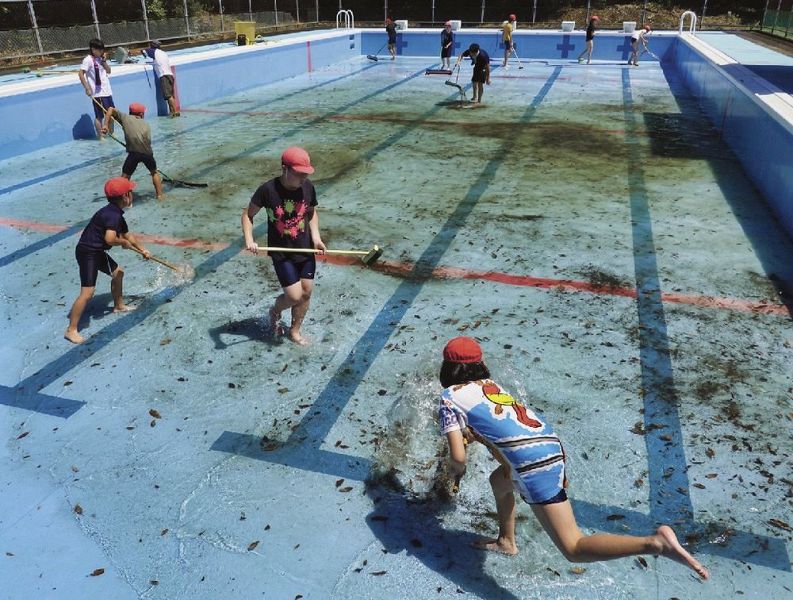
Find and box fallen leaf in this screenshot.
[370,571,387,576]
[150,420,157,428]
[160,338,171,346]
[248,541,259,551]
[74,504,83,515]
[16,432,29,440]
[338,486,353,493]
[264,524,271,531]
[6,552,14,556]
[705,447,715,458]
[161,529,169,536]
[335,479,344,488]
[89,568,105,577]
[63,381,73,386]
[569,567,586,575]
[150,580,159,585]
[546,567,560,576]
[705,473,718,479]
[606,514,625,521]
[149,409,162,419]
[71,466,79,473]
[768,518,792,532]
[636,556,648,568]
[693,483,706,489]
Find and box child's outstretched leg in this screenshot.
[65,286,96,343]
[472,465,519,555]
[287,278,314,346]
[151,170,165,199]
[531,500,709,579]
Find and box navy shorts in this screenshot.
[272,257,316,288]
[123,152,157,176]
[441,47,452,59]
[92,95,115,120]
[160,74,175,100]
[527,488,568,506]
[504,41,514,51]
[76,245,119,287]
[472,68,487,84]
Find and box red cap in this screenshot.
[509,14,516,21]
[281,146,314,174]
[645,25,652,31]
[386,17,393,24]
[445,21,452,27]
[104,177,137,198]
[592,15,600,21]
[443,337,483,364]
[129,102,146,115]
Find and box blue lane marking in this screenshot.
[0,63,379,198]
[213,66,561,472]
[0,220,86,269]
[621,67,694,525]
[557,34,576,58]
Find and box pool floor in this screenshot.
[1,56,792,599]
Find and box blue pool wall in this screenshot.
[359,28,674,63]
[0,32,358,161]
[671,37,793,237]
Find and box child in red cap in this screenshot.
[65,178,151,344]
[241,147,326,346]
[438,336,709,579]
[629,25,652,66]
[577,15,599,64]
[102,103,165,200]
[502,14,517,68]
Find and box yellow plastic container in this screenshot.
[234,21,256,45]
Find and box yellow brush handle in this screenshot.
[257,246,367,256]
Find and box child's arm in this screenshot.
[119,232,151,258]
[241,203,260,253]
[101,107,119,133]
[308,209,326,253]
[78,70,92,96]
[446,430,467,491]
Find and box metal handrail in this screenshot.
[679,10,698,34]
[335,9,354,29]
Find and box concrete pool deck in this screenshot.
[1,32,792,600]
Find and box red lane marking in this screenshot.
[2,217,787,316]
[0,217,68,233]
[307,40,312,73]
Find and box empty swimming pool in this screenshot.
[1,31,792,600]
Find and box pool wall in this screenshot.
[360,28,674,64]
[670,34,793,239]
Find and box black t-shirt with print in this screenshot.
[251,177,317,262]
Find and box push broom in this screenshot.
[256,245,383,266]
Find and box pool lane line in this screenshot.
[0,219,88,269]
[1,216,788,316]
[623,67,696,527]
[0,63,380,198]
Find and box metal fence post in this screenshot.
[701,0,708,26]
[772,0,782,33]
[384,1,388,21]
[532,0,537,24]
[432,0,435,24]
[26,0,44,57]
[249,0,253,21]
[787,2,793,38]
[761,0,770,31]
[586,0,591,23]
[296,0,300,23]
[641,0,647,26]
[140,0,151,41]
[274,0,279,25]
[480,0,485,24]
[183,0,192,39]
[219,0,225,32]
[90,0,101,38]
[316,0,319,22]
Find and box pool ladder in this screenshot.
[679,11,698,34]
[336,9,354,29]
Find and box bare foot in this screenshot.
[64,329,85,344]
[655,525,709,580]
[113,304,136,313]
[288,330,310,346]
[471,537,518,556]
[156,195,168,200]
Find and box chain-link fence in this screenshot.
[761,0,793,38]
[0,1,774,62]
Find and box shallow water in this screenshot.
[0,56,792,599]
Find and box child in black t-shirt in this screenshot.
[386,18,397,60]
[577,15,599,64]
[241,147,326,346]
[65,177,151,344]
